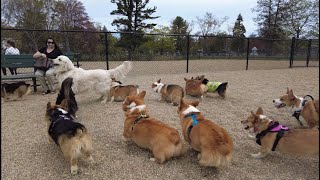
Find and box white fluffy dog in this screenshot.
[51,55,132,103]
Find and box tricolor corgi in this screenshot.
[273,88,319,128]
[177,98,234,167]
[241,107,319,158]
[107,78,139,102]
[122,91,183,163]
[1,81,32,102]
[46,99,94,174]
[151,79,184,106]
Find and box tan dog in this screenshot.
[184,76,208,98]
[151,79,184,106]
[46,99,94,174]
[107,78,139,102]
[177,98,234,167]
[273,88,319,128]
[122,91,183,163]
[241,107,319,158]
[1,81,32,102]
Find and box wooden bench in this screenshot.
[1,54,80,92]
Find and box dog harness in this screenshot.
[184,114,199,143]
[292,95,314,126]
[206,82,222,93]
[48,109,84,145]
[132,113,149,130]
[255,121,289,151]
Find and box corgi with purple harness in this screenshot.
[241,107,319,159]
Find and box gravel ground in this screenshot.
[1,67,319,180]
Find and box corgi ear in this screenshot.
[191,100,200,107]
[138,91,146,98]
[256,107,263,115]
[157,79,161,83]
[184,77,188,81]
[47,102,52,109]
[286,87,290,94]
[111,77,115,81]
[288,89,295,100]
[60,99,68,109]
[191,77,194,79]
[251,110,259,119]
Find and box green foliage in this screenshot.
[231,14,246,53]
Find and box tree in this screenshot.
[231,14,246,53]
[195,12,228,36]
[170,16,189,53]
[252,0,287,39]
[110,0,159,59]
[307,0,319,38]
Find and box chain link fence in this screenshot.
[1,28,319,76]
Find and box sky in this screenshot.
[81,0,258,36]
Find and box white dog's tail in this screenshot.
[108,61,133,80]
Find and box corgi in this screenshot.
[56,77,78,118]
[177,98,234,167]
[1,81,32,102]
[122,91,183,163]
[184,76,208,98]
[107,78,139,102]
[195,75,228,98]
[151,79,184,106]
[273,88,319,128]
[241,107,319,158]
[46,99,94,174]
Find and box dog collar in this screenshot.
[153,83,164,93]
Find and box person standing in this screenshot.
[33,37,63,95]
[2,39,20,75]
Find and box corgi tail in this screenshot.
[109,61,133,81]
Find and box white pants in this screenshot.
[35,68,56,92]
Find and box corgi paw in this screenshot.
[70,166,78,174]
[247,133,256,139]
[197,153,201,160]
[251,152,266,159]
[150,157,156,162]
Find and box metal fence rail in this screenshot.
[1,28,319,75]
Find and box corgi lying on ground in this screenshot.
[273,88,319,128]
[107,78,139,102]
[1,81,32,102]
[122,91,183,163]
[151,79,184,106]
[241,107,319,159]
[46,99,94,174]
[177,98,234,167]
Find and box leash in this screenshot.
[292,95,314,126]
[131,113,149,130]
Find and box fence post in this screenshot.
[186,34,190,73]
[246,38,250,70]
[306,39,312,67]
[105,32,109,70]
[289,37,296,68]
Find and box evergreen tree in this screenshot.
[231,14,246,53]
[110,0,159,59]
[170,16,189,53]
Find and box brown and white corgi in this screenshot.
[273,88,319,128]
[107,78,139,102]
[1,81,32,102]
[241,107,319,159]
[122,91,183,163]
[177,98,234,167]
[151,79,184,106]
[184,76,208,98]
[46,99,94,174]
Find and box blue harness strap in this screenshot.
[185,114,199,143]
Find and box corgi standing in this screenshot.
[151,79,184,106]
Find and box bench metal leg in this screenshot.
[32,77,37,92]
